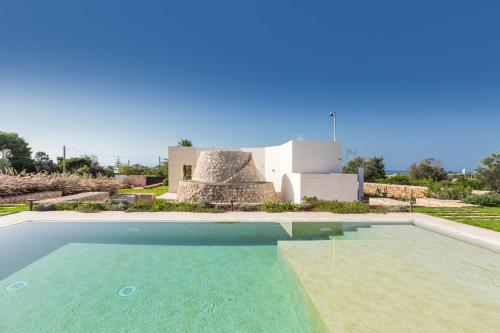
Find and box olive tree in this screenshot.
[476,152,500,191]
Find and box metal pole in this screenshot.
[333,111,336,142]
[158,156,161,168]
[62,145,66,173]
[358,167,364,201]
[329,110,337,142]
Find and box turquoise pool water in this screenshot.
[0,222,330,333]
[1,221,498,333]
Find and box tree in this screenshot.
[364,156,386,181]
[342,157,364,174]
[34,151,57,173]
[178,138,193,147]
[0,149,12,170]
[101,166,116,178]
[0,131,34,171]
[476,152,500,191]
[408,158,447,181]
[343,156,386,182]
[117,163,150,175]
[57,155,105,176]
[115,157,122,173]
[150,159,169,179]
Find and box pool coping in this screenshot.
[1,211,499,253]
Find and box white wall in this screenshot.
[168,140,352,201]
[241,147,266,177]
[282,173,358,203]
[291,140,342,173]
[281,173,302,202]
[264,145,282,192]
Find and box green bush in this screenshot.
[376,174,411,185]
[53,202,105,213]
[74,202,105,213]
[463,193,500,207]
[198,200,214,209]
[239,203,259,211]
[127,200,155,212]
[261,200,299,213]
[302,197,377,214]
[35,203,57,211]
[104,199,129,211]
[127,199,224,213]
[426,181,473,200]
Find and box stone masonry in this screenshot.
[364,182,428,199]
[177,151,276,203]
[0,191,62,204]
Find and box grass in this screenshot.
[119,185,168,196]
[414,206,500,232]
[0,204,28,216]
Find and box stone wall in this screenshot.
[364,182,428,199]
[36,191,109,204]
[177,181,276,203]
[177,150,276,203]
[0,191,62,204]
[121,175,163,187]
[192,151,264,183]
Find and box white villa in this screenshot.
[168,140,358,203]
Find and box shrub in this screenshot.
[475,152,500,191]
[198,200,214,209]
[463,193,500,207]
[127,199,225,213]
[302,197,377,214]
[127,200,155,212]
[261,200,298,213]
[408,158,447,181]
[0,171,123,197]
[343,156,386,182]
[104,199,129,211]
[74,202,105,213]
[239,203,259,211]
[297,203,313,211]
[35,203,57,211]
[376,174,412,185]
[426,181,472,200]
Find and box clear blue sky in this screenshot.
[1,0,499,171]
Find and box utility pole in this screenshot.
[158,156,161,168]
[329,109,337,142]
[62,145,66,173]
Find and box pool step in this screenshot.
[330,227,383,240]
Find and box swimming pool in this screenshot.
[0,221,498,332]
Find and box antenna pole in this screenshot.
[63,145,66,173]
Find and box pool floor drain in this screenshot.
[127,227,141,232]
[118,286,136,297]
[6,281,28,291]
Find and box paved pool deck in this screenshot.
[1,211,499,253]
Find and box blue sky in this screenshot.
[0,0,499,171]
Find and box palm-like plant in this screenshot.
[178,139,193,147]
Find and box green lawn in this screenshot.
[414,206,500,232]
[0,204,29,217]
[119,185,169,196]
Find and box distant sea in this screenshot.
[386,170,407,175]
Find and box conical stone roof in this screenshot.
[192,151,264,183]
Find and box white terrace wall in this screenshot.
[282,173,358,203]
